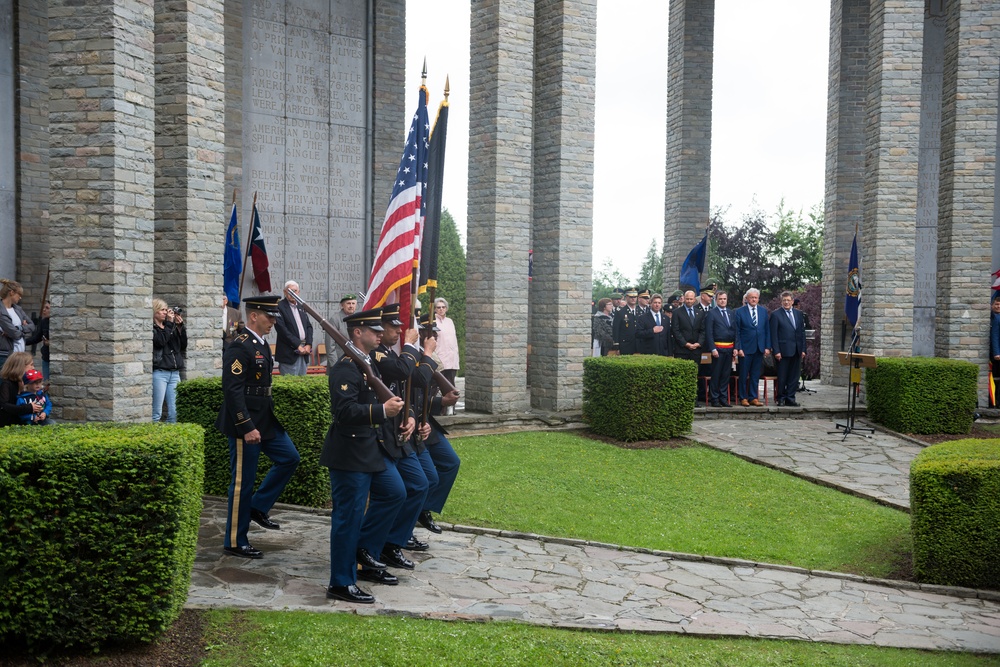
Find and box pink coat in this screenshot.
[435,316,460,370]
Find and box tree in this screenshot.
[707,202,824,302]
[708,209,786,302]
[637,239,664,295]
[592,258,631,303]
[770,201,823,289]
[418,208,466,373]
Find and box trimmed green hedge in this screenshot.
[910,439,1000,589]
[177,375,331,507]
[865,357,978,434]
[0,423,204,651]
[583,355,696,441]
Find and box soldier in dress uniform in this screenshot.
[612,289,640,355]
[412,311,461,539]
[216,295,300,559]
[323,308,406,604]
[360,304,427,570]
[636,289,651,316]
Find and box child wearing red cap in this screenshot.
[17,368,52,425]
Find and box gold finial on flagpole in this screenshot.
[422,57,427,85]
[444,75,450,100]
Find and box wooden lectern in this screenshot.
[832,351,877,440]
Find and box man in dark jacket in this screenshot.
[216,295,300,560]
[274,280,314,375]
[705,291,737,407]
[636,293,670,356]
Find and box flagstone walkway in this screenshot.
[690,419,920,511]
[186,416,1000,654]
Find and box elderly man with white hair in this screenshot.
[733,287,771,406]
[274,280,313,375]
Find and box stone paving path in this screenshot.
[189,495,1000,653]
[690,419,919,510]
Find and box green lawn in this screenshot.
[441,431,911,578]
[200,610,1000,667]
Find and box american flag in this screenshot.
[364,85,429,325]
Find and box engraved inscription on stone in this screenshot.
[242,0,370,315]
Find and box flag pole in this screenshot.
[236,191,257,319]
[402,59,430,431]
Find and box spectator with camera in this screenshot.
[0,279,35,370]
[152,298,187,422]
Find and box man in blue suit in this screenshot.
[705,290,737,407]
[733,288,770,406]
[770,291,807,406]
[636,293,671,356]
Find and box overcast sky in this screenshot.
[405,0,831,281]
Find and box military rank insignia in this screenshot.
[231,359,243,374]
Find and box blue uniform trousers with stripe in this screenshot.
[224,429,299,549]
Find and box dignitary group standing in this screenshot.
[602,287,807,407]
[216,294,461,605]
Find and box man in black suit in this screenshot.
[612,289,640,354]
[770,291,807,406]
[274,280,314,375]
[636,293,670,356]
[705,290,737,407]
[672,290,707,403]
[216,295,300,559]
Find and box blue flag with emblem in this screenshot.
[679,231,707,293]
[845,229,861,328]
[223,202,242,307]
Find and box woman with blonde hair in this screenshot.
[152,298,187,422]
[0,351,42,427]
[0,279,35,369]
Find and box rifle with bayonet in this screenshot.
[286,291,395,403]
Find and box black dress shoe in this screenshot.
[380,546,415,570]
[405,536,430,551]
[710,400,720,407]
[417,510,443,534]
[776,399,785,406]
[720,401,731,407]
[224,544,263,559]
[326,584,375,603]
[357,568,399,586]
[785,399,799,407]
[250,508,280,530]
[356,548,387,570]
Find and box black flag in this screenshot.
[418,94,449,294]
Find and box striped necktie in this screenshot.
[751,308,757,327]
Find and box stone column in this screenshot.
[859,0,924,358]
[48,0,156,421]
[663,0,714,292]
[936,0,1000,402]
[821,0,870,386]
[15,1,50,298]
[0,0,14,279]
[466,0,533,413]
[528,0,596,411]
[913,4,946,357]
[154,0,226,378]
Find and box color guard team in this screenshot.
[215,295,461,604]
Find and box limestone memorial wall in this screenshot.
[239,0,371,315]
